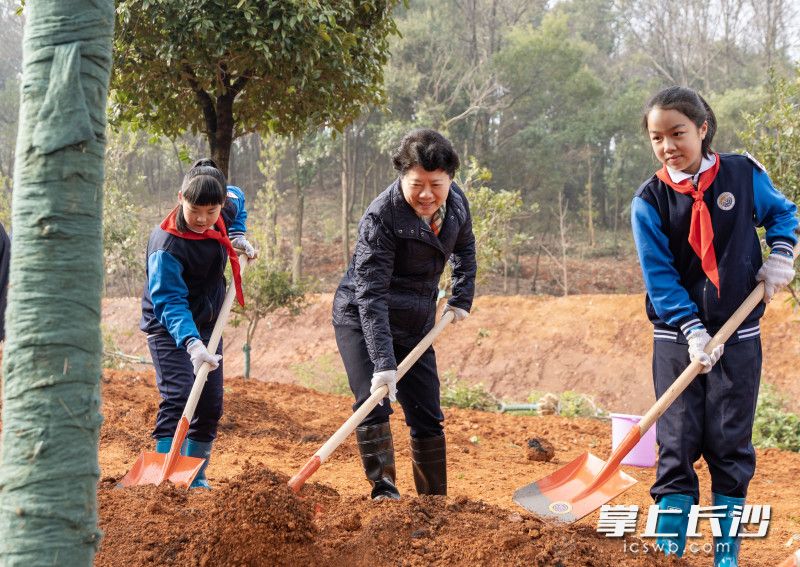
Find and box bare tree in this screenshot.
[749,0,797,68]
[541,190,569,296]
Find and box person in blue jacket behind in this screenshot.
[140,158,256,488]
[332,128,477,500]
[632,86,797,565]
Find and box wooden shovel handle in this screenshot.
[288,309,455,493]
[172,255,249,447]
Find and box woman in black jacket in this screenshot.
[332,128,477,500]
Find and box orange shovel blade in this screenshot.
[513,452,637,522]
[117,451,205,488]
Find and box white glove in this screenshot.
[231,235,257,259]
[186,338,222,374]
[756,253,795,303]
[443,303,469,323]
[370,369,397,405]
[686,328,724,374]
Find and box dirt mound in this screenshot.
[199,466,319,566]
[96,465,321,567]
[97,463,679,567]
[90,370,800,566]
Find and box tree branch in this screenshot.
[182,64,217,136]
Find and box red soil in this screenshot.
[94,369,800,566]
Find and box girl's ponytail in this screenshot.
[696,93,716,157]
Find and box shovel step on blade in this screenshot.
[117,451,205,488]
[513,452,637,523]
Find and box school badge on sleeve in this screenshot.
[717,192,735,211]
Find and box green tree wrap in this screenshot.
[0,2,114,565]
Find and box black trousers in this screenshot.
[148,330,224,443]
[334,325,444,439]
[651,337,761,502]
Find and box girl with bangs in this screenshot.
[140,159,256,488]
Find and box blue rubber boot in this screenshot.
[184,439,213,489]
[655,494,694,557]
[713,493,745,567]
[154,437,173,453]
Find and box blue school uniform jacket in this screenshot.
[631,153,797,341]
[140,186,247,347]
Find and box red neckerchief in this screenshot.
[160,207,244,306]
[655,154,721,296]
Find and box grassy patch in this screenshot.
[440,370,498,411]
[291,353,350,396]
[521,389,606,418]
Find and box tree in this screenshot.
[112,1,399,177]
[231,227,306,379]
[491,13,604,206]
[739,69,800,205]
[288,130,333,284]
[457,158,530,287]
[0,0,114,564]
[0,1,23,195]
[738,68,800,295]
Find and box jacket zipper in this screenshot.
[703,278,709,316]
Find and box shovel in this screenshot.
[514,244,798,522]
[119,254,248,488]
[779,550,800,567]
[288,309,455,493]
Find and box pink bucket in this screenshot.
[611,413,657,467]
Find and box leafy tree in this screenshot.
[255,134,286,263]
[738,68,800,296]
[103,182,145,296]
[491,13,604,206]
[457,158,530,285]
[739,69,800,206]
[0,0,114,564]
[112,1,399,176]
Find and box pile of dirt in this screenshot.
[197,466,319,566]
[97,462,679,567]
[97,464,328,567]
[91,370,800,566]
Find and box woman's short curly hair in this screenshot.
[391,128,460,178]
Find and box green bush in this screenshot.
[557,390,604,418]
[440,370,498,411]
[753,383,800,452]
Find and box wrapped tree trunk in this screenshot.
[0,1,114,565]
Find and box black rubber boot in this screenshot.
[411,433,447,496]
[355,422,400,501]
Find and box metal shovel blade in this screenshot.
[117,451,205,488]
[513,452,637,523]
